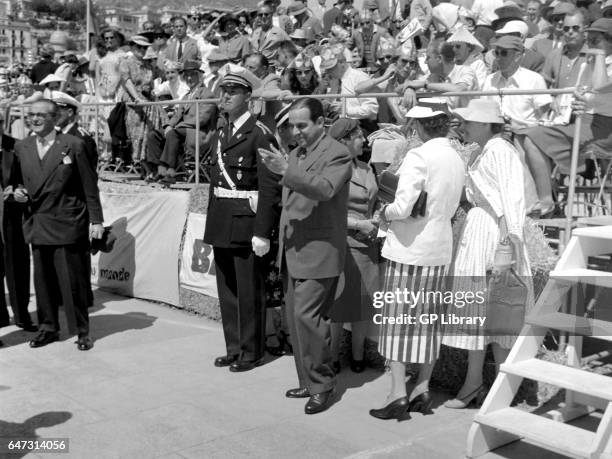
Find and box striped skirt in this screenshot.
[378,261,448,364]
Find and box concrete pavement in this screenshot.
[0,290,583,458]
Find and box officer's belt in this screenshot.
[213,187,259,199]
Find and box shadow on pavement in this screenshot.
[89,311,157,343]
[0,411,72,458]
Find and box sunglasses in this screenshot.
[295,70,312,75]
[563,25,582,33]
[494,48,512,57]
[398,58,416,65]
[257,12,271,17]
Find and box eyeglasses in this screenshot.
[494,48,511,57]
[563,25,582,33]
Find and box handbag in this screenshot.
[377,170,427,217]
[485,216,528,336]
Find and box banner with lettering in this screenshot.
[179,213,218,298]
[91,190,190,306]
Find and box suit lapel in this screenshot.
[32,136,69,197]
[223,116,254,151]
[299,135,327,172]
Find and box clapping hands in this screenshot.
[258,145,288,176]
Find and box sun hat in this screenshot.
[447,27,485,53]
[405,106,446,119]
[493,35,524,51]
[130,35,152,47]
[454,99,504,124]
[328,118,360,140]
[287,0,308,16]
[496,20,529,38]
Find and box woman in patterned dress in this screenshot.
[442,99,534,408]
[370,107,465,421]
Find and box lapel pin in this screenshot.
[236,171,242,180]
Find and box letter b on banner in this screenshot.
[180,213,218,298]
[191,239,215,275]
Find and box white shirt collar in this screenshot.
[62,122,76,134]
[230,110,251,135]
[37,129,56,145]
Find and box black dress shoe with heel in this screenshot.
[16,322,38,332]
[369,396,411,421]
[214,354,238,367]
[76,334,93,351]
[229,357,264,372]
[29,331,59,348]
[408,392,433,415]
[304,389,335,414]
[286,387,310,398]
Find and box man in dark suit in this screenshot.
[161,16,201,65]
[259,98,352,414]
[12,99,104,351]
[204,65,281,372]
[0,120,35,335]
[145,60,218,184]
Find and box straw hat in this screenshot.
[454,99,504,124]
[446,27,484,53]
[130,35,152,47]
[405,106,446,119]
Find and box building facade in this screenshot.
[0,18,34,65]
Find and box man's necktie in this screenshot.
[178,40,183,60]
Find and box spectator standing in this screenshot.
[30,45,58,85]
[162,17,202,65]
[251,4,291,62]
[218,14,252,63]
[287,1,324,42]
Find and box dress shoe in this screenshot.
[408,391,433,415]
[76,334,93,351]
[16,322,38,332]
[304,389,335,415]
[229,358,264,372]
[29,331,59,348]
[350,359,366,373]
[214,355,238,367]
[285,387,310,398]
[444,385,486,409]
[369,396,411,421]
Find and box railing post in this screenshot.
[94,103,99,162]
[20,106,25,138]
[195,101,200,185]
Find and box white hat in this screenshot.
[49,90,80,109]
[39,73,66,86]
[447,27,484,53]
[496,20,528,38]
[405,105,446,119]
[220,63,262,91]
[130,35,152,47]
[454,99,504,124]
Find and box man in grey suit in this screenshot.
[259,98,352,415]
[161,16,201,65]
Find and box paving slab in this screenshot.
[0,289,593,459]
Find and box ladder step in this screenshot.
[500,358,612,400]
[526,313,612,340]
[550,268,612,288]
[572,225,612,241]
[474,407,595,459]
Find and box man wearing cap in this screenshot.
[162,16,201,65]
[218,14,252,63]
[145,60,217,183]
[287,0,324,42]
[487,19,546,73]
[251,4,291,62]
[482,35,551,129]
[204,64,282,373]
[0,112,34,334]
[259,97,352,414]
[204,50,230,97]
[12,99,103,351]
[30,45,58,85]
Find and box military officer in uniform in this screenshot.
[204,64,282,372]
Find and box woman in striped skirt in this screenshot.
[370,107,465,421]
[442,99,534,409]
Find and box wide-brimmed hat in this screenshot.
[130,35,152,47]
[288,53,314,70]
[447,27,484,53]
[454,99,504,124]
[287,0,308,16]
[39,73,65,85]
[101,25,125,42]
[219,14,240,32]
[290,28,308,41]
[275,104,292,127]
[319,46,340,71]
[587,18,612,35]
[405,106,446,119]
[551,2,576,17]
[328,118,360,140]
[180,59,204,72]
[50,90,80,110]
[494,1,523,19]
[143,47,158,60]
[220,63,262,90]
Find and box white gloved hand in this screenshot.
[251,236,270,257]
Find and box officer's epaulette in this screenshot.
[77,126,90,137]
[255,120,273,137]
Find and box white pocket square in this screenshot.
[62,156,72,165]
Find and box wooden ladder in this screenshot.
[466,225,612,459]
